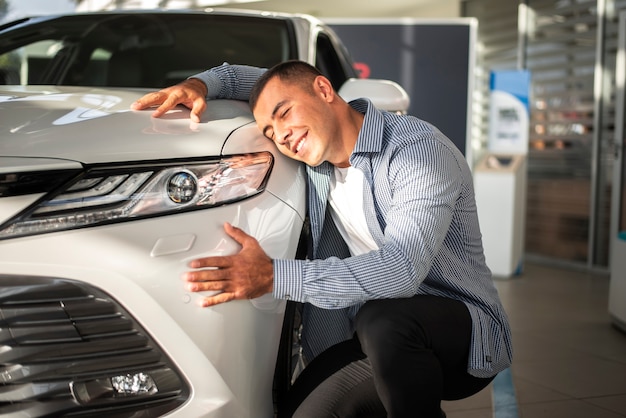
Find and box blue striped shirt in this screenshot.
[194,64,513,378]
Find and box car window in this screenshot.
[0,13,297,88]
[315,31,357,91]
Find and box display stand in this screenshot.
[474,70,529,278]
[475,154,526,277]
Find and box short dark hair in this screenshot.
[249,60,323,111]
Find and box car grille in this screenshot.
[0,275,189,417]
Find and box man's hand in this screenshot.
[183,223,274,307]
[131,78,209,123]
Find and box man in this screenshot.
[132,61,513,418]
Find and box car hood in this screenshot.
[0,86,256,165]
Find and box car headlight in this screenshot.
[0,152,273,240]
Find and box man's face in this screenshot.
[253,76,336,167]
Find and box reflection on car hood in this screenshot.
[0,86,256,164]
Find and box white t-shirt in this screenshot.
[328,166,379,256]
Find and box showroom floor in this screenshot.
[442,261,626,418]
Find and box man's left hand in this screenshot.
[183,223,274,307]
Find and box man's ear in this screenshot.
[314,75,335,101]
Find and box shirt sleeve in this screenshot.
[189,63,267,101]
[273,136,466,309]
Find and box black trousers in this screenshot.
[279,295,494,418]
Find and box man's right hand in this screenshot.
[131,77,209,123]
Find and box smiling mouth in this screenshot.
[294,136,306,153]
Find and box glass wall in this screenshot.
[464,0,626,269]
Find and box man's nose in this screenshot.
[274,127,291,145]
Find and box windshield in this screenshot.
[0,12,296,88]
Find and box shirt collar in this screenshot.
[348,98,386,158]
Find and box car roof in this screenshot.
[0,8,323,31]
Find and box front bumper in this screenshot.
[0,192,303,417]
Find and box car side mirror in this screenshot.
[338,78,410,114]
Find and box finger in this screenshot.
[223,222,254,247]
[151,95,181,118]
[199,292,236,307]
[185,279,225,292]
[183,267,231,282]
[189,98,207,123]
[187,255,233,269]
[151,106,168,118]
[130,92,164,110]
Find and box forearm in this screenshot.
[272,248,420,309]
[189,63,267,101]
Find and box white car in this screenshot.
[0,9,408,417]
